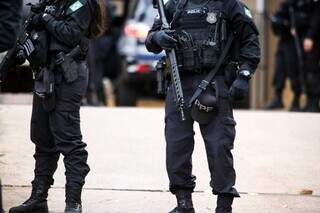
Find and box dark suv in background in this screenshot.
[116,0,165,106]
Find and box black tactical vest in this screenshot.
[172,0,226,71]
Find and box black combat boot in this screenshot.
[264,94,284,110]
[65,187,82,213]
[215,194,234,213]
[303,96,320,113]
[9,178,52,213]
[169,191,195,213]
[289,95,301,112]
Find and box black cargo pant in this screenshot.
[165,74,240,197]
[273,38,302,97]
[30,61,90,192]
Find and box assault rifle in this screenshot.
[153,0,186,121]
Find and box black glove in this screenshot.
[229,76,249,102]
[15,46,26,65]
[152,30,177,50]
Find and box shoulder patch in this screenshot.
[244,7,253,19]
[66,0,87,15]
[69,1,84,12]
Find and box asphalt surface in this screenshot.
[1,105,320,212]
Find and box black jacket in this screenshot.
[41,0,93,53]
[145,0,261,74]
[0,0,22,52]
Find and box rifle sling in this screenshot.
[171,0,188,26]
[187,33,234,108]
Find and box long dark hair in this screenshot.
[90,0,107,38]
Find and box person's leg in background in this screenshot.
[303,41,320,112]
[265,41,287,109]
[285,39,302,111]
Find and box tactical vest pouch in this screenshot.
[181,48,196,70]
[202,42,219,69]
[176,31,197,71]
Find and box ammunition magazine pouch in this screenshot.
[176,31,220,71]
[202,41,219,68]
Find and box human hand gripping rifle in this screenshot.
[153,0,186,121]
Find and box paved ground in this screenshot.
[1,105,320,212]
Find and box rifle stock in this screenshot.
[154,0,186,121]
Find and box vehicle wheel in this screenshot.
[115,80,137,106]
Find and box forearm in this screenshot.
[238,33,261,73]
[43,14,83,47]
[42,2,91,47]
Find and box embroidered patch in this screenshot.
[69,1,84,12]
[244,7,253,19]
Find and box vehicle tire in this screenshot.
[115,79,137,106]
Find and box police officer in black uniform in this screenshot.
[146,0,260,212]
[265,0,302,111]
[266,0,320,112]
[9,0,105,212]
